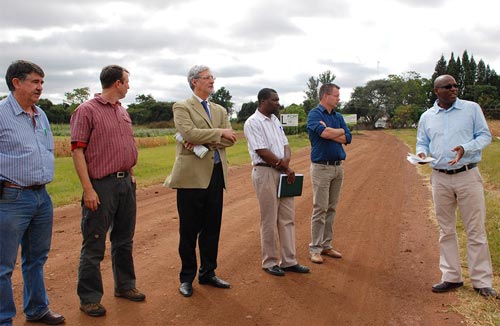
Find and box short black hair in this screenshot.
[5,60,45,91]
[100,65,129,89]
[257,88,277,104]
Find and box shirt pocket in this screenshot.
[36,127,55,152]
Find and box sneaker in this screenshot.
[114,288,146,302]
[310,252,324,264]
[321,248,342,258]
[80,303,106,317]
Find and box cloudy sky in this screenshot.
[1,0,499,110]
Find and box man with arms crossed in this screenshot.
[244,88,310,277]
[165,65,237,297]
[307,83,352,264]
[416,74,497,298]
[71,65,145,317]
[0,60,65,325]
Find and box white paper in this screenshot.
[175,133,209,158]
[406,153,435,165]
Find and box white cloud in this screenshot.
[1,0,500,110]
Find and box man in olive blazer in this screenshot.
[165,65,236,298]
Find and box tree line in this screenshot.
[6,50,498,128]
[238,50,500,128]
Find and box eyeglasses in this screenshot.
[438,83,459,90]
[196,75,216,81]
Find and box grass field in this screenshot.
[388,122,500,325]
[46,132,311,206]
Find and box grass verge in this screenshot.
[388,128,500,325]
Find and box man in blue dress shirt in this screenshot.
[0,60,64,325]
[306,83,352,264]
[416,74,497,298]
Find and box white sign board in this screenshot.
[281,114,299,127]
[342,114,357,124]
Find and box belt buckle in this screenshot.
[116,172,126,178]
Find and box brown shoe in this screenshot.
[114,288,146,302]
[80,303,106,317]
[321,248,342,258]
[310,252,324,264]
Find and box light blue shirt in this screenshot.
[0,93,54,186]
[416,98,491,170]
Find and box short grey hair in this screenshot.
[187,65,210,90]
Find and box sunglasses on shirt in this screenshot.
[438,83,459,90]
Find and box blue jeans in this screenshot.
[0,187,53,326]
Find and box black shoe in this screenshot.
[263,265,285,276]
[179,282,193,297]
[474,287,498,298]
[199,275,231,288]
[432,281,464,293]
[27,309,65,325]
[282,264,310,274]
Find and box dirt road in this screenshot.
[13,130,464,325]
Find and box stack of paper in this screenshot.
[406,153,435,165]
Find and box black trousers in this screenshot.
[177,163,224,283]
[77,175,137,304]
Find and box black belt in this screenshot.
[2,181,46,190]
[107,171,129,178]
[313,160,342,166]
[255,163,272,167]
[433,163,477,175]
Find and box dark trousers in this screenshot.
[77,175,137,304]
[177,163,224,283]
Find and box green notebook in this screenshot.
[277,174,304,198]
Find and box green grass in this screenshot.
[46,133,311,207]
[388,129,500,325]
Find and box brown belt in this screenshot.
[255,163,272,167]
[2,181,46,190]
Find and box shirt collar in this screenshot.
[431,98,463,114]
[318,104,336,115]
[8,93,40,116]
[193,93,209,106]
[255,109,277,122]
[94,93,122,106]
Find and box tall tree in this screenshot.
[476,59,487,85]
[432,54,447,82]
[210,87,234,115]
[318,70,336,84]
[64,87,90,106]
[446,53,461,82]
[304,76,320,103]
[237,101,258,123]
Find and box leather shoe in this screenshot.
[282,264,310,273]
[27,309,65,325]
[179,282,193,297]
[432,281,464,293]
[474,287,498,298]
[199,275,231,288]
[263,265,285,276]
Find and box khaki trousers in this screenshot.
[252,166,297,268]
[309,163,344,254]
[431,167,493,288]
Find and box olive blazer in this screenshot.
[164,95,234,189]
